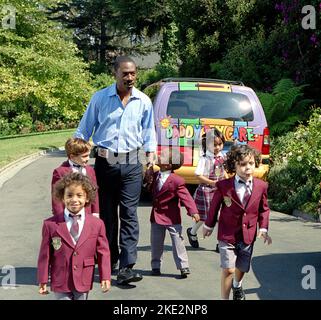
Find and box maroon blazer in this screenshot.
[150,172,198,225]
[51,161,99,215]
[37,213,111,293]
[205,177,270,245]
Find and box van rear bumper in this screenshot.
[174,164,270,184]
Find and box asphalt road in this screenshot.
[0,150,321,300]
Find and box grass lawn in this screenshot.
[0,129,76,169]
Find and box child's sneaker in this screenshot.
[180,268,190,278]
[186,228,199,248]
[232,285,246,300]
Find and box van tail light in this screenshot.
[262,127,270,155]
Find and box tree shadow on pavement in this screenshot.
[249,251,321,299]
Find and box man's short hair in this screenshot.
[114,56,136,71]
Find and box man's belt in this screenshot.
[97,147,141,164]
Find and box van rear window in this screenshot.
[167,91,254,121]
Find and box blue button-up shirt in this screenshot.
[75,83,157,153]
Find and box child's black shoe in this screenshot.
[187,228,199,248]
[180,268,190,278]
[232,285,246,300]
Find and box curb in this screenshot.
[0,147,64,189]
[292,209,321,223]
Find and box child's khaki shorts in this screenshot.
[218,240,254,273]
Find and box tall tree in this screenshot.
[0,0,93,129]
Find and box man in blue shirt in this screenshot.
[75,56,156,285]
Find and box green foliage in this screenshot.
[136,63,178,89]
[257,79,313,136]
[0,0,94,135]
[91,73,115,90]
[268,109,321,217]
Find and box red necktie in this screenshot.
[239,180,251,207]
[69,214,81,241]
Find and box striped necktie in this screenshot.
[69,214,81,242]
[239,180,252,207]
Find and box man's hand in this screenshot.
[38,283,49,295]
[144,165,154,182]
[257,231,272,245]
[101,280,111,293]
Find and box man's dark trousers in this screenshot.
[95,155,142,269]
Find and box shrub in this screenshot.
[11,113,33,134]
[268,109,321,217]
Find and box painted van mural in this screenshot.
[151,78,270,183]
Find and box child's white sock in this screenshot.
[191,220,203,235]
[233,278,242,288]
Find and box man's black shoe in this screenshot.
[151,268,161,276]
[117,267,143,285]
[232,285,246,300]
[180,268,190,278]
[187,228,199,248]
[111,262,118,274]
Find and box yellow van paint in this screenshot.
[198,83,231,92]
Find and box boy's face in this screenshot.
[235,155,255,181]
[69,151,90,167]
[63,184,89,214]
[157,150,172,171]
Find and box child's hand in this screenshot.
[101,280,111,293]
[38,283,49,295]
[257,231,272,245]
[210,180,216,187]
[202,226,213,238]
[192,213,200,222]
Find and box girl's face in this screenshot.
[235,155,256,181]
[207,137,224,155]
[63,184,88,214]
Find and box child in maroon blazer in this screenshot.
[38,172,111,300]
[51,137,99,217]
[149,147,200,278]
[203,145,272,300]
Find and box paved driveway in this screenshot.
[0,150,320,300]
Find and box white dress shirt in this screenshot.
[234,174,253,205]
[195,151,224,176]
[68,160,87,175]
[157,170,171,190]
[64,208,85,244]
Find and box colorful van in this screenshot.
[150,78,270,184]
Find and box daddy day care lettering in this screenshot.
[165,124,256,142]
